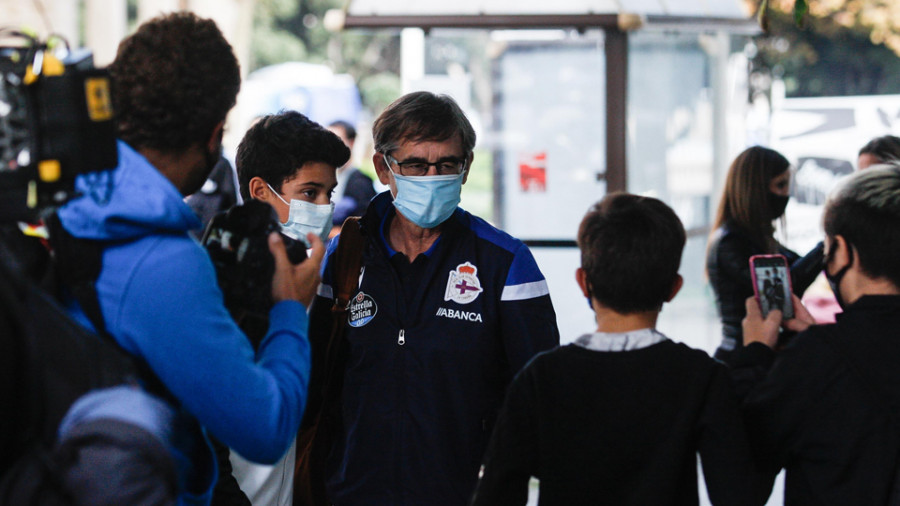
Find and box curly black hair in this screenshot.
[236,111,351,200]
[110,12,241,152]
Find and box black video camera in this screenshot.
[0,29,117,223]
[201,199,307,349]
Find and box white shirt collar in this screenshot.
[573,328,668,352]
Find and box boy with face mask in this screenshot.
[232,111,349,505]
[237,111,350,247]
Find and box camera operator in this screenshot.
[53,12,321,504]
[1,28,195,502]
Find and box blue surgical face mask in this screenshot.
[267,183,334,247]
[385,155,465,229]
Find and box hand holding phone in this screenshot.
[749,254,794,319]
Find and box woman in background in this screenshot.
[858,134,900,170]
[706,146,823,364]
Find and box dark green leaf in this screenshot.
[794,0,809,27]
[758,0,770,33]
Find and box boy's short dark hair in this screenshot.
[578,192,686,314]
[236,111,350,200]
[110,12,240,152]
[328,120,357,142]
[824,163,900,288]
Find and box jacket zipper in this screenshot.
[398,329,405,345]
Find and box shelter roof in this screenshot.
[337,0,758,32]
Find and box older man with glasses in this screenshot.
[306,91,560,506]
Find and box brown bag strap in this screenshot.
[292,218,364,506]
[322,216,364,393]
[330,216,364,316]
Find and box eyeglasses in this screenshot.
[383,153,466,177]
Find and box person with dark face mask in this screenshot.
[706,146,824,365]
[734,164,900,504]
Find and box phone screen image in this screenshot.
[749,254,794,320]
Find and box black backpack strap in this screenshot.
[44,213,109,337]
[0,236,179,505]
[43,213,172,402]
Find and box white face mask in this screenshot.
[267,183,334,247]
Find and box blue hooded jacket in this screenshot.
[57,141,311,504]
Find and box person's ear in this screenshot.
[666,274,684,302]
[461,153,473,185]
[374,153,391,185]
[576,267,590,298]
[206,121,225,153]
[828,235,852,274]
[248,176,272,201]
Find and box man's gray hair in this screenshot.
[372,91,476,156]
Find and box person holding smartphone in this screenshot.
[734,164,900,504]
[706,146,824,365]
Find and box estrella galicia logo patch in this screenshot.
[444,261,483,305]
[348,291,377,327]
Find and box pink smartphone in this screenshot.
[749,254,794,319]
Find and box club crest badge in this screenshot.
[444,262,483,305]
[348,291,377,327]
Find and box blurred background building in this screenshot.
[7,0,900,363]
[7,1,900,504]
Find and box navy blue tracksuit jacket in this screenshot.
[309,191,559,506]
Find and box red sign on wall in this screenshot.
[519,151,547,192]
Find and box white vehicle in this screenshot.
[771,94,900,251]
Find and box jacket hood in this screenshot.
[58,141,202,241]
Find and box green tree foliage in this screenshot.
[325,29,401,114]
[251,0,309,68]
[752,0,900,97]
[760,0,900,54]
[250,0,400,114]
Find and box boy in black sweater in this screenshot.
[470,193,766,506]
